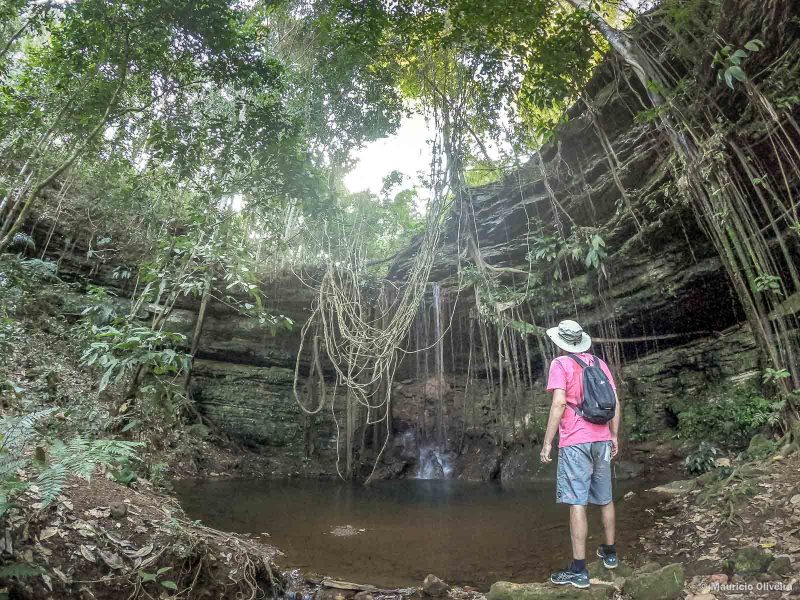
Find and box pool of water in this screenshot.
[175,477,660,591]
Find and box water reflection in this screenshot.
[175,478,657,591]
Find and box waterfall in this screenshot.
[401,283,454,479]
[432,282,446,448]
[416,445,454,479]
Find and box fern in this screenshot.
[0,408,57,455]
[1,409,142,513]
[34,437,142,507]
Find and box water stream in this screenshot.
[175,477,662,591]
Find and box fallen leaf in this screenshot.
[99,550,124,570]
[85,508,111,519]
[80,545,96,563]
[39,527,59,540]
[53,567,70,584]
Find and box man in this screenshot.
[539,319,621,589]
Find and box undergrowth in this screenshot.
[0,256,143,513]
[667,382,783,448]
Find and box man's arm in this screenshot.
[540,388,567,463]
[609,391,621,457]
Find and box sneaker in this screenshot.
[596,546,618,569]
[550,567,590,589]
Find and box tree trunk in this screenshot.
[183,268,214,392]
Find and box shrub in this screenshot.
[669,383,778,447]
[684,441,719,474]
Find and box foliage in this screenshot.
[80,286,119,327]
[684,441,719,474]
[584,234,607,272]
[753,273,783,296]
[139,566,178,591]
[712,39,764,89]
[669,384,782,447]
[0,409,140,515]
[526,221,608,281]
[762,368,790,385]
[81,322,189,392]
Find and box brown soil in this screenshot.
[634,452,800,599]
[0,474,283,599]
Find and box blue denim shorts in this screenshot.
[556,441,613,506]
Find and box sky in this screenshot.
[344,112,433,197]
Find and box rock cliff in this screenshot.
[11,0,796,480]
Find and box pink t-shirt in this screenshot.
[546,353,617,448]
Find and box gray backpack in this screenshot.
[566,354,616,424]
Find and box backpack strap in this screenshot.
[565,353,590,369]
[563,354,593,417]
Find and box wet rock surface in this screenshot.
[487,581,613,600]
[623,563,685,600]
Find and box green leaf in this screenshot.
[120,420,140,433]
[744,39,764,51]
[724,69,735,89]
[161,580,178,590]
[728,65,747,82]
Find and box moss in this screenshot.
[731,546,773,574]
[747,433,775,458]
[623,563,684,600]
[488,581,614,600]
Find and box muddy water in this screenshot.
[175,478,661,591]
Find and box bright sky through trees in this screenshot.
[344,113,433,196]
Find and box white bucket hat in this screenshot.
[546,319,591,353]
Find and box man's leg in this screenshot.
[590,442,618,568]
[551,445,592,588]
[601,500,615,546]
[570,504,588,560]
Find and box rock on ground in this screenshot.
[423,574,449,596]
[731,546,773,574]
[588,559,633,581]
[623,563,684,600]
[648,480,697,495]
[487,581,614,600]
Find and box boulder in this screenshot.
[766,555,792,577]
[109,501,127,519]
[778,443,797,458]
[623,563,684,600]
[709,573,728,586]
[422,574,449,597]
[648,480,697,495]
[487,581,613,600]
[635,562,663,574]
[747,434,774,458]
[732,546,773,574]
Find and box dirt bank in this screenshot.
[0,474,282,599]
